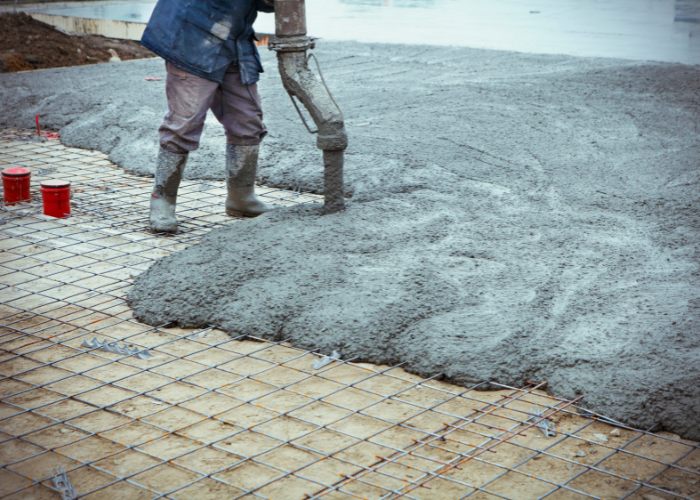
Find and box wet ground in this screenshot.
[3,41,695,437]
[10,0,700,64]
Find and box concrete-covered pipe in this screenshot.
[271,0,348,213]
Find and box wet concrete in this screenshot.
[1,43,699,438]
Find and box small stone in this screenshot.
[593,433,609,443]
[609,428,621,437]
[24,54,41,64]
[59,428,70,434]
[575,450,587,458]
[531,454,542,460]
[107,49,122,63]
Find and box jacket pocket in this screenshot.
[183,0,243,40]
[174,13,230,73]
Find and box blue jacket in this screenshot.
[141,0,274,85]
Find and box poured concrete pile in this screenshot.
[1,43,698,438]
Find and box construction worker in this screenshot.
[141,0,275,233]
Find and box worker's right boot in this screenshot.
[149,147,187,234]
[225,144,272,217]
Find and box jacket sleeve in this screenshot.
[256,0,274,13]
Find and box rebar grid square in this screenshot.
[1,130,698,499]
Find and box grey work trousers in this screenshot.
[159,62,267,154]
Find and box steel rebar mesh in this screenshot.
[1,130,698,499]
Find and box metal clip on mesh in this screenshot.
[529,410,557,437]
[81,337,153,359]
[312,350,341,370]
[51,467,77,500]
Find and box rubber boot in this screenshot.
[149,147,187,233]
[225,144,272,217]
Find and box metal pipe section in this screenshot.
[270,0,348,213]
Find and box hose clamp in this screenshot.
[269,35,316,52]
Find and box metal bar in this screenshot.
[1,130,697,500]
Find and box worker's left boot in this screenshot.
[225,144,272,217]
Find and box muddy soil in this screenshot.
[0,13,153,73]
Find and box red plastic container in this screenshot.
[41,180,71,218]
[1,167,31,205]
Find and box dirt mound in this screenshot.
[0,12,153,72]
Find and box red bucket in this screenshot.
[41,180,71,218]
[2,167,31,205]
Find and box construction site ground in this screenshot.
[1,7,699,496]
[17,45,694,438]
[0,129,698,499]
